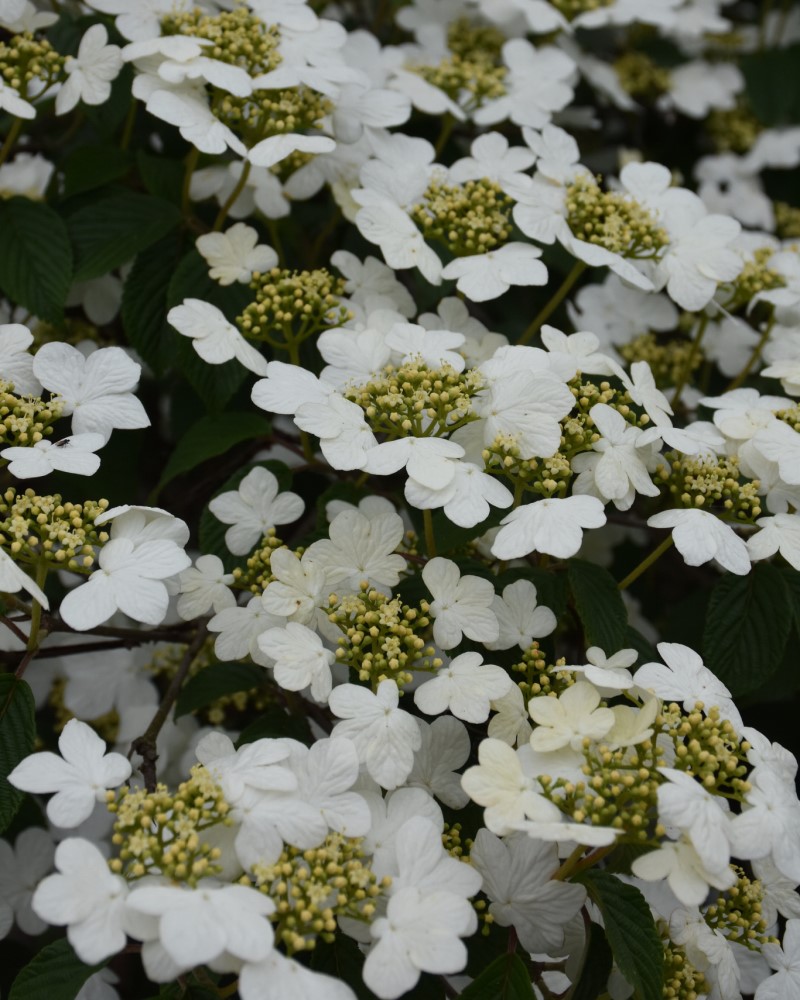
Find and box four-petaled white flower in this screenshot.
[195,223,278,286]
[208,467,304,556]
[1,433,104,478]
[9,719,131,827]
[257,622,335,701]
[414,651,511,723]
[422,557,499,650]
[56,24,122,115]
[167,299,268,375]
[528,680,616,753]
[492,495,607,560]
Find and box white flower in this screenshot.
[414,652,511,723]
[257,622,335,701]
[404,459,513,529]
[208,467,304,556]
[208,595,284,667]
[1,433,104,478]
[631,837,736,908]
[0,827,55,937]
[491,495,607,560]
[570,646,638,691]
[657,768,735,875]
[195,733,295,806]
[449,132,536,188]
[473,40,575,130]
[0,323,40,395]
[470,830,586,954]
[176,554,235,620]
[529,681,616,753]
[461,738,561,835]
[633,642,743,730]
[248,133,336,169]
[422,557,499,649]
[474,369,575,458]
[32,343,149,442]
[239,950,357,1000]
[364,436,466,491]
[647,508,751,575]
[125,881,275,971]
[195,223,278,285]
[9,719,131,828]
[261,547,327,625]
[167,299,268,375]
[329,679,421,790]
[0,78,35,119]
[304,507,406,591]
[363,886,476,1000]
[0,546,49,608]
[406,717,471,809]
[747,513,800,571]
[440,243,548,303]
[32,839,128,964]
[56,24,122,115]
[143,89,246,157]
[488,685,533,748]
[384,322,465,371]
[59,536,191,630]
[757,919,800,1000]
[752,420,800,485]
[731,766,800,882]
[486,579,557,651]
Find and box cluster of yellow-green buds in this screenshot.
[704,869,774,950]
[653,453,762,521]
[565,174,669,260]
[346,361,483,440]
[620,333,704,388]
[510,647,576,701]
[237,267,349,356]
[413,18,507,110]
[161,6,281,77]
[231,528,286,593]
[660,933,709,1000]
[250,834,390,955]
[613,52,671,102]
[707,101,762,154]
[551,0,614,20]
[659,701,751,797]
[0,32,65,100]
[328,584,439,689]
[410,177,513,256]
[721,246,785,312]
[107,766,230,884]
[0,380,63,449]
[0,490,109,571]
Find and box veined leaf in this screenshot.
[8,938,103,1000]
[0,198,72,323]
[568,559,628,654]
[0,674,35,834]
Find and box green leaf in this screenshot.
[459,953,536,1000]
[702,562,792,696]
[743,44,800,126]
[155,412,271,497]
[576,869,663,1000]
[199,460,293,568]
[779,567,800,633]
[0,674,35,834]
[60,146,131,199]
[67,190,182,281]
[235,704,313,747]
[0,198,73,323]
[175,662,267,719]
[9,938,103,1000]
[568,559,628,654]
[569,923,613,1000]
[137,151,185,203]
[121,233,184,376]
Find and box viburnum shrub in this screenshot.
[2,0,800,998]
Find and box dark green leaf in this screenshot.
[0,198,72,323]
[67,190,182,281]
[568,559,628,653]
[569,923,613,1000]
[60,146,131,199]
[624,626,659,668]
[576,869,663,1000]
[175,662,266,719]
[310,936,381,1000]
[779,567,800,633]
[199,460,293,568]
[459,952,536,1000]
[137,151,185,203]
[743,44,800,125]
[235,704,313,747]
[0,674,35,834]
[121,233,183,376]
[702,562,792,696]
[155,412,271,496]
[9,938,103,1000]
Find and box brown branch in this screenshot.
[129,622,209,791]
[0,614,28,643]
